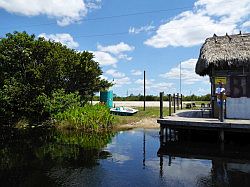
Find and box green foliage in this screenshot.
[53,104,114,131]
[183,94,211,101]
[0,31,112,124]
[37,89,81,116]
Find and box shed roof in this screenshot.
[195,32,250,76]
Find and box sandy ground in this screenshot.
[113,117,160,131]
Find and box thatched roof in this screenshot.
[195,32,250,76]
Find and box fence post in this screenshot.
[177,93,179,110]
[168,94,171,116]
[181,94,183,110]
[173,93,176,113]
[160,92,164,119]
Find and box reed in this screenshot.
[53,104,114,132]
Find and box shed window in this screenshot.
[230,76,248,98]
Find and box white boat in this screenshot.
[110,107,138,116]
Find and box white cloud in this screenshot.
[242,21,250,29]
[129,22,155,34]
[113,77,131,87]
[99,74,108,80]
[93,42,135,67]
[131,69,142,76]
[106,69,125,78]
[0,0,89,26]
[92,51,117,66]
[145,0,250,48]
[86,0,102,10]
[150,82,175,94]
[97,42,135,55]
[131,79,175,95]
[117,54,133,61]
[197,88,210,95]
[39,33,79,48]
[135,78,154,85]
[160,58,209,85]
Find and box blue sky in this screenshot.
[0,0,250,96]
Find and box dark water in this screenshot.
[1,127,250,187]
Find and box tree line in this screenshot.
[93,94,211,101]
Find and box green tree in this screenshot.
[0,31,112,124]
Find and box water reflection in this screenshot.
[1,127,250,186]
[0,126,115,186]
[158,133,250,187]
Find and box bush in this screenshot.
[37,89,81,116]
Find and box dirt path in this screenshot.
[113,117,160,131]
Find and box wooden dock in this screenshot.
[157,110,250,142]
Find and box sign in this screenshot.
[215,77,227,84]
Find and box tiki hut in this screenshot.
[196,32,250,119]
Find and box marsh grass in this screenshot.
[53,104,114,132]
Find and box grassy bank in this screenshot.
[113,107,167,126]
[112,101,210,129]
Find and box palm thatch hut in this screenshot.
[196,32,250,119]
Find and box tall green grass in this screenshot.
[53,104,114,131]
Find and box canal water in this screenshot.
[1,127,250,187]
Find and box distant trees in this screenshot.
[183,94,210,101]
[108,94,211,101]
[0,31,112,124]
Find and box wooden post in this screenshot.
[168,94,171,116]
[144,70,146,111]
[160,124,164,138]
[177,93,179,110]
[181,94,183,110]
[220,92,224,122]
[160,156,163,178]
[173,94,176,113]
[220,129,224,142]
[160,92,164,119]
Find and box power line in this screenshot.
[73,21,238,38]
[0,20,240,39]
[0,6,192,30]
[0,0,242,31]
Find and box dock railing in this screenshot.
[159,92,183,118]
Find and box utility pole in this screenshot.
[144,70,146,111]
[180,61,182,96]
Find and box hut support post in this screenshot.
[220,129,224,142]
[220,92,224,122]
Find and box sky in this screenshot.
[0,0,250,96]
